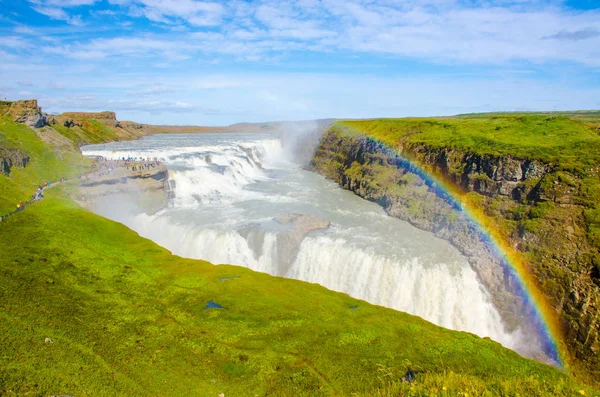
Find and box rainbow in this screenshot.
[368,136,567,369]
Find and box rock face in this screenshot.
[310,128,600,376]
[0,148,29,175]
[236,214,330,275]
[76,162,169,214]
[1,99,47,128]
[412,144,550,200]
[274,214,330,275]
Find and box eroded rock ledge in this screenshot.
[0,148,29,175]
[76,162,169,214]
[310,128,599,374]
[0,99,47,128]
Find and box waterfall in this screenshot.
[81,132,545,359]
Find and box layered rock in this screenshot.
[274,214,330,275]
[1,99,47,128]
[0,148,29,175]
[310,128,600,376]
[412,144,550,200]
[76,161,169,214]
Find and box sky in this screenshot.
[0,0,599,125]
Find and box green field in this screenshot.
[1,116,598,395]
[338,115,600,173]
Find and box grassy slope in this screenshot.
[50,117,147,145]
[51,120,118,145]
[1,196,595,396]
[0,117,91,213]
[0,118,597,395]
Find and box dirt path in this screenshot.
[0,159,161,222]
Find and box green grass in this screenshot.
[1,117,598,395]
[456,110,600,123]
[1,195,597,396]
[0,116,91,213]
[51,119,118,145]
[338,115,600,173]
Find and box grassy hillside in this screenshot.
[1,194,596,396]
[49,114,147,145]
[0,117,91,213]
[0,117,598,395]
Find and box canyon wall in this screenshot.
[310,126,600,377]
[0,148,29,176]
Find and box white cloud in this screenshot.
[125,84,179,96]
[14,26,37,35]
[109,0,224,26]
[30,5,87,25]
[28,0,98,7]
[31,5,70,20]
[48,81,67,90]
[21,0,600,66]
[0,36,31,49]
[106,99,212,114]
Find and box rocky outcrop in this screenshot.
[50,111,123,129]
[1,100,47,128]
[274,214,330,274]
[411,145,550,200]
[236,214,331,276]
[310,128,600,376]
[0,148,29,175]
[60,111,116,121]
[76,162,169,214]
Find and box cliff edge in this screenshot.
[310,117,600,380]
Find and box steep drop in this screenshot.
[81,132,547,360]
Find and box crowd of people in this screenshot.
[2,155,164,222]
[81,156,163,178]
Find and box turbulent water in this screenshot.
[82,132,539,357]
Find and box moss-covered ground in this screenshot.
[1,194,597,396]
[1,117,598,395]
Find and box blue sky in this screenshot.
[0,0,599,125]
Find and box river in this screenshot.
[81,131,540,358]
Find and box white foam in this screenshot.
[83,132,545,359]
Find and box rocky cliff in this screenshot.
[0,100,47,128]
[59,111,116,121]
[0,148,29,176]
[310,125,600,378]
[76,161,169,214]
